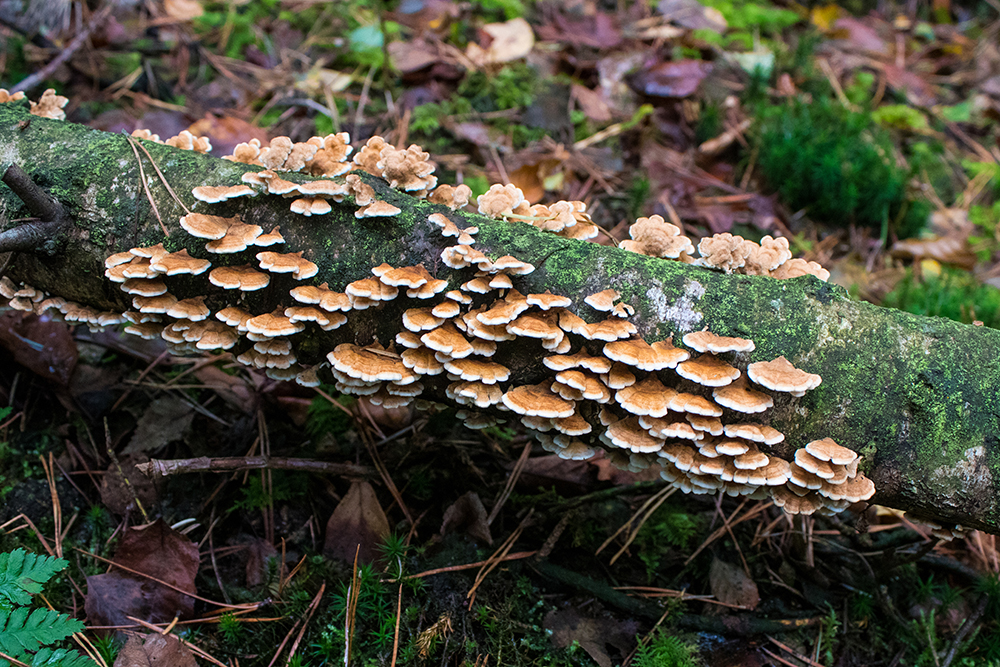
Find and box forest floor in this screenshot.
[2,0,1000,664]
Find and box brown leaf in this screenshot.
[709,557,759,610]
[186,114,270,159]
[517,454,594,491]
[657,0,728,31]
[466,18,535,66]
[323,481,390,564]
[891,235,976,269]
[545,608,640,667]
[122,397,194,454]
[589,451,663,485]
[832,16,889,55]
[86,520,200,629]
[100,454,158,517]
[245,538,281,588]
[0,312,77,386]
[163,0,203,21]
[631,60,713,98]
[535,11,622,49]
[114,633,197,667]
[441,491,493,544]
[572,84,613,123]
[882,64,937,107]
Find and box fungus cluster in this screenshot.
[0,115,877,519]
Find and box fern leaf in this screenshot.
[0,607,84,656]
[0,549,69,608]
[27,647,96,667]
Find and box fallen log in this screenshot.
[0,101,997,533]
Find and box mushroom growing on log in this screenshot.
[0,99,994,536]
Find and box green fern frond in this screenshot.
[0,549,69,608]
[26,648,97,667]
[0,607,85,656]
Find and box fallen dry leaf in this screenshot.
[324,481,390,564]
[631,60,713,98]
[114,633,197,667]
[466,18,535,66]
[441,491,493,545]
[100,453,158,516]
[709,556,759,610]
[86,520,200,629]
[0,311,77,386]
[122,396,195,454]
[163,0,203,21]
[545,607,640,667]
[245,538,281,589]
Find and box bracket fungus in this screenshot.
[2,112,887,522]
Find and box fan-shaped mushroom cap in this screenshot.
[712,376,773,413]
[526,291,572,310]
[192,184,256,203]
[794,449,848,482]
[745,236,792,274]
[554,370,611,402]
[668,392,723,417]
[640,415,699,441]
[290,197,332,216]
[686,414,723,435]
[209,265,271,291]
[444,359,510,384]
[428,184,473,210]
[771,487,824,515]
[603,338,689,371]
[544,347,613,374]
[217,306,253,331]
[403,308,445,332]
[490,255,535,276]
[121,278,168,296]
[167,297,210,321]
[605,416,665,453]
[576,318,638,342]
[401,347,445,375]
[149,250,212,276]
[615,375,675,418]
[448,381,503,408]
[502,382,575,418]
[770,258,830,282]
[602,362,636,390]
[675,355,740,387]
[507,310,561,340]
[180,213,239,239]
[488,272,513,290]
[787,462,826,491]
[818,473,876,502]
[804,438,857,465]
[442,245,493,271]
[247,311,306,337]
[124,322,164,340]
[698,233,754,273]
[377,143,436,191]
[329,343,411,383]
[747,356,822,394]
[255,227,285,246]
[463,310,517,342]
[421,322,474,358]
[682,330,755,354]
[380,264,433,288]
[255,338,293,355]
[550,411,591,436]
[194,322,239,350]
[134,293,178,313]
[298,180,349,197]
[477,183,524,218]
[257,251,319,280]
[722,423,784,445]
[479,290,530,326]
[304,133,353,177]
[111,256,158,280]
[625,215,695,258]
[585,289,619,312]
[431,301,462,319]
[204,220,265,253]
[356,200,402,218]
[105,251,135,269]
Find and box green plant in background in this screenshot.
[882,264,1000,329]
[693,0,799,49]
[633,630,701,667]
[0,549,93,667]
[634,506,699,581]
[753,98,925,239]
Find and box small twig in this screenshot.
[124,135,169,237]
[12,5,113,94]
[135,456,372,478]
[487,440,531,525]
[2,164,65,222]
[940,594,989,667]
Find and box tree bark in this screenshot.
[1,102,998,533]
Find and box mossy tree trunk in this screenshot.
[1,102,998,532]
